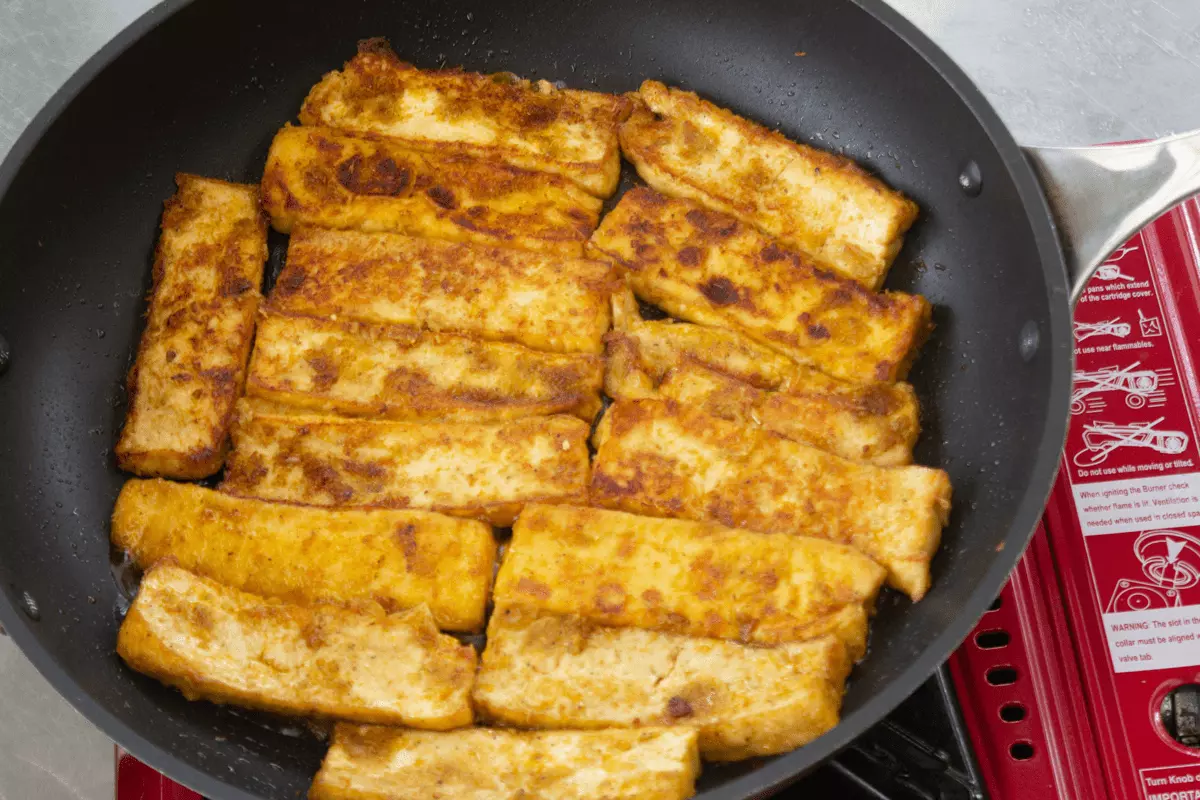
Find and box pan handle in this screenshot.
[1023,131,1200,304]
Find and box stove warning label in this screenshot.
[1064,229,1200,675]
[1048,200,1200,800]
[1105,606,1200,673]
[1092,528,1200,673]
[1073,475,1200,536]
[1142,765,1200,800]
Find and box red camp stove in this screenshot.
[115,201,1200,800]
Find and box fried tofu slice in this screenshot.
[590,188,930,382]
[245,311,603,423]
[114,174,267,479]
[112,479,494,632]
[117,565,476,728]
[474,607,851,760]
[658,361,918,466]
[222,402,590,526]
[494,504,883,658]
[605,289,919,464]
[590,401,951,599]
[309,724,699,800]
[299,40,632,197]
[620,82,919,288]
[270,227,617,354]
[603,287,803,398]
[260,126,601,256]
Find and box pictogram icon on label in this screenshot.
[1075,316,1133,341]
[1074,419,1190,468]
[1141,308,1165,338]
[1071,362,1173,415]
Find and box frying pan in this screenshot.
[1,0,1197,797]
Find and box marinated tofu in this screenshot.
[591,400,951,599]
[270,227,617,354]
[603,287,807,399]
[474,607,851,760]
[115,174,267,479]
[222,401,591,526]
[245,311,604,422]
[494,504,883,657]
[590,188,930,382]
[117,565,476,728]
[619,82,918,288]
[300,40,632,196]
[112,479,495,632]
[658,361,918,466]
[604,288,920,464]
[309,724,700,800]
[260,126,602,255]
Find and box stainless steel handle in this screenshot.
[1024,131,1200,304]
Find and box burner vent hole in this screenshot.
[975,630,1010,649]
[1000,703,1026,722]
[1009,742,1034,760]
[986,666,1017,686]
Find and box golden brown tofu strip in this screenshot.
[112,479,495,632]
[245,311,604,423]
[114,174,267,479]
[659,361,918,466]
[494,504,883,658]
[222,401,590,526]
[310,724,700,800]
[604,289,920,465]
[117,565,476,728]
[619,81,919,289]
[590,188,930,382]
[270,227,617,354]
[603,287,803,398]
[591,401,951,599]
[474,608,851,760]
[260,126,602,256]
[300,40,632,197]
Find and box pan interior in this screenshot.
[0,0,1066,797]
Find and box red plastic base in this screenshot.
[115,750,202,800]
[951,197,1200,800]
[948,525,1110,800]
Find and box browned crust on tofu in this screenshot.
[310,723,700,800]
[115,174,267,478]
[117,565,477,727]
[494,504,883,657]
[474,607,852,760]
[270,227,619,354]
[658,360,919,466]
[260,126,602,255]
[112,479,495,632]
[618,82,919,288]
[590,400,951,599]
[221,401,591,526]
[299,40,633,197]
[588,187,931,383]
[245,311,604,422]
[603,286,807,398]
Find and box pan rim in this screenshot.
[718,0,1074,795]
[0,4,271,798]
[0,0,1074,798]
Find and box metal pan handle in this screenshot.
[1024,131,1200,304]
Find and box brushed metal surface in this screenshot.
[1028,131,1200,299]
[2,0,1200,797]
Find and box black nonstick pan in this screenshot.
[2,0,1198,797]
